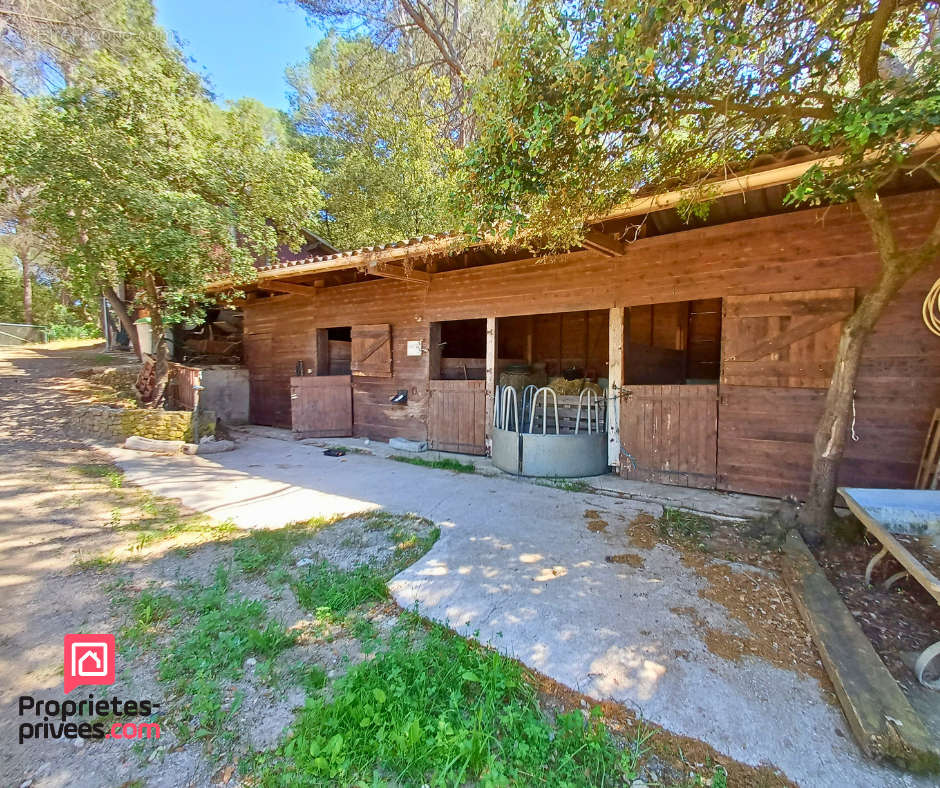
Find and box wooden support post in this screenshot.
[525,315,534,364]
[313,328,329,376]
[608,306,624,470]
[484,317,498,454]
[428,322,442,380]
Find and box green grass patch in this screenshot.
[656,507,713,544]
[231,516,343,575]
[388,525,440,574]
[121,588,179,648]
[362,510,413,531]
[252,618,646,786]
[298,664,328,693]
[71,462,124,488]
[538,478,593,493]
[233,521,321,575]
[388,455,475,473]
[292,562,388,617]
[118,493,238,552]
[73,551,117,571]
[158,568,296,744]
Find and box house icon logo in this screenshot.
[64,634,115,694]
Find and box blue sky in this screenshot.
[155,0,322,111]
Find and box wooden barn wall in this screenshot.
[242,190,940,494]
[243,279,430,440]
[716,267,940,496]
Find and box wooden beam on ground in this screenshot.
[369,262,432,284]
[608,306,624,469]
[582,230,625,257]
[783,531,940,771]
[258,281,318,297]
[484,317,498,454]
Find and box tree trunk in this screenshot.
[799,191,940,539]
[798,276,897,540]
[21,254,32,325]
[144,274,169,409]
[102,285,141,360]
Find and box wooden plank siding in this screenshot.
[428,380,487,454]
[244,280,430,438]
[721,289,855,388]
[242,191,940,495]
[290,375,352,437]
[620,384,719,488]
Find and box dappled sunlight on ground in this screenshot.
[587,645,668,702]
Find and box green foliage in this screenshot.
[122,588,179,647]
[256,619,645,785]
[292,562,388,616]
[71,462,124,487]
[388,454,475,473]
[159,569,296,743]
[0,249,19,320]
[287,34,458,249]
[656,508,713,544]
[0,19,322,352]
[0,250,95,332]
[232,520,330,575]
[461,0,940,248]
[298,663,328,693]
[72,551,117,571]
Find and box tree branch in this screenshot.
[858,0,896,85]
[854,189,900,263]
[398,0,464,80]
[704,97,835,122]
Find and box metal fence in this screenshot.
[0,323,46,346]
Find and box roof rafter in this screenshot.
[258,281,318,297]
[369,262,432,284]
[581,230,625,257]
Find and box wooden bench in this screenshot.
[839,487,940,690]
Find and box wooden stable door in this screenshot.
[245,332,284,427]
[619,385,719,488]
[428,380,486,455]
[716,288,854,497]
[290,375,353,437]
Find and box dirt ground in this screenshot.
[815,537,940,688]
[0,343,439,787]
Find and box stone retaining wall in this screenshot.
[73,406,215,443]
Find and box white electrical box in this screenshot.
[406,340,423,357]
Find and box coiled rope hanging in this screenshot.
[924,277,940,337]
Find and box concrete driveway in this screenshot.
[105,432,924,787]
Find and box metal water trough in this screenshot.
[491,385,609,477]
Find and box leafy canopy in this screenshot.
[460,0,940,249]
[288,33,457,249]
[2,28,322,327]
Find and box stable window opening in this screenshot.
[309,325,351,376]
[430,319,486,380]
[497,310,609,389]
[624,298,721,385]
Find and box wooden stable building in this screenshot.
[227,152,940,500]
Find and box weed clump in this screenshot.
[255,617,646,785]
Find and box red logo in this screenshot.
[64,634,115,694]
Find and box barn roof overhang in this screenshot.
[208,132,940,295]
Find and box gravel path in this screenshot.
[0,344,142,786]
